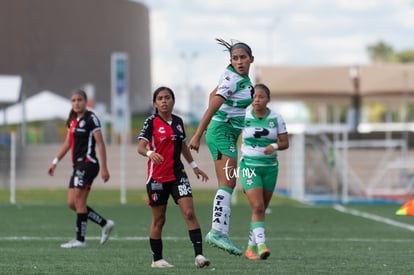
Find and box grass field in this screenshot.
[1,189,414,274]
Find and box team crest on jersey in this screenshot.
[268,119,275,128]
[229,143,235,153]
[176,124,183,133]
[79,120,85,128]
[158,126,166,134]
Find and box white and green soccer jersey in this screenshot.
[241,107,288,167]
[212,65,254,129]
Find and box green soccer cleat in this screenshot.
[205,230,242,256]
[258,243,271,260]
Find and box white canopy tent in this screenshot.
[0,90,111,124]
[0,90,71,124]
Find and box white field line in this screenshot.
[333,204,414,232]
[2,236,414,243]
[2,204,414,243]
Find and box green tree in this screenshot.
[366,40,396,63]
[395,49,414,63]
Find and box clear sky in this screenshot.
[133,0,413,114]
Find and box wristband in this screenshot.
[146,150,154,157]
[52,157,59,165]
[271,143,279,150]
[190,161,198,169]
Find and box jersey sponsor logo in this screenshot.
[237,80,253,94]
[158,126,166,134]
[212,194,225,224]
[151,181,163,190]
[253,128,269,138]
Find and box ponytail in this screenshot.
[66,109,76,128]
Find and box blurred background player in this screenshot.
[189,38,255,255]
[240,83,289,260]
[137,86,210,268]
[48,89,114,248]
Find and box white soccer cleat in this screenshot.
[195,254,210,268]
[151,259,174,268]
[60,239,86,248]
[100,220,115,244]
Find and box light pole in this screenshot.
[349,65,361,132]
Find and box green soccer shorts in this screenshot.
[205,120,241,160]
[239,159,279,192]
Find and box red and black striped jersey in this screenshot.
[138,114,186,183]
[69,110,101,165]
